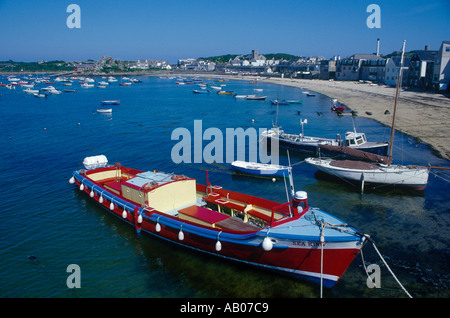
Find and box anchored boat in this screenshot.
[304,41,430,192]
[261,122,389,156]
[231,160,291,177]
[101,100,120,105]
[70,155,366,287]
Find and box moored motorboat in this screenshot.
[262,122,389,156]
[217,91,234,95]
[96,108,112,113]
[231,160,291,177]
[331,105,346,112]
[70,155,367,287]
[41,85,56,91]
[246,95,267,101]
[234,94,255,99]
[286,100,302,104]
[48,89,62,94]
[24,88,39,94]
[101,100,120,105]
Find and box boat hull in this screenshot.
[305,157,429,190]
[71,167,364,287]
[231,161,290,177]
[101,100,120,105]
[264,134,389,156]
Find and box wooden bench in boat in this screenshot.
[103,180,123,194]
[178,205,230,228]
[202,194,283,223]
[216,217,259,232]
[177,205,259,231]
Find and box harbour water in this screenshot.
[0,76,448,298]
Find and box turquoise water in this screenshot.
[0,76,448,298]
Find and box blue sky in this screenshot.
[0,0,449,63]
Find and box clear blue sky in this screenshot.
[1,0,449,63]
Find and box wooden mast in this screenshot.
[388,40,406,161]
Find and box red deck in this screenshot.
[178,205,230,226]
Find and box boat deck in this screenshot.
[330,159,379,170]
[84,166,288,232]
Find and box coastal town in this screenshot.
[2,40,450,161]
[1,40,449,94]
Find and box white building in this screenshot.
[384,57,410,86]
[433,41,450,91]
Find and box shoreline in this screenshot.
[217,75,450,161]
[3,71,449,160]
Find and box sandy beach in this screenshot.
[215,75,450,161]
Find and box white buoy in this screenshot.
[137,214,143,224]
[109,202,114,210]
[155,222,161,232]
[90,189,94,197]
[215,240,222,251]
[262,237,273,251]
[122,209,127,218]
[79,183,84,191]
[99,195,103,204]
[69,177,75,184]
[178,228,184,240]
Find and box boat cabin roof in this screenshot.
[345,131,366,138]
[125,171,174,188]
[344,132,367,146]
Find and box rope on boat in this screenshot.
[312,211,412,298]
[361,234,413,298]
[319,223,325,298]
[429,169,450,183]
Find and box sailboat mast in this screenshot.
[275,98,279,128]
[388,40,406,159]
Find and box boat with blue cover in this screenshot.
[231,160,291,177]
[70,155,367,287]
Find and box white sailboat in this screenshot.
[305,41,430,192]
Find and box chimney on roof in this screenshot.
[425,45,430,51]
[376,38,380,56]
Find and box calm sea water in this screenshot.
[0,75,448,298]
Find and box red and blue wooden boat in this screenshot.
[70,155,366,287]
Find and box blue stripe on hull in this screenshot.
[233,167,289,177]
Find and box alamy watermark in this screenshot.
[66,4,81,29]
[366,4,381,29]
[66,264,81,288]
[65,4,380,30]
[366,264,381,288]
[170,120,278,170]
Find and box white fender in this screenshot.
[262,237,273,251]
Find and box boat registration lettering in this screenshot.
[293,241,322,247]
